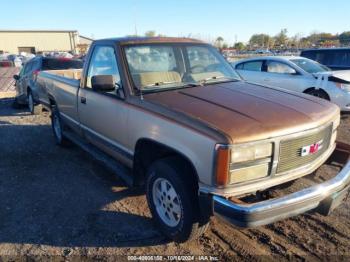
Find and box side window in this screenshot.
[86,46,121,90]
[236,63,244,70]
[18,66,25,77]
[24,62,33,74]
[240,61,263,71]
[31,59,41,71]
[266,61,296,74]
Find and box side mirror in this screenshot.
[91,75,115,92]
[13,75,20,81]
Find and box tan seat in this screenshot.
[132,71,181,88]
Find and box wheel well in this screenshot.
[303,87,315,94]
[49,97,56,107]
[303,87,330,100]
[133,139,199,188]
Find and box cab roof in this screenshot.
[94,36,206,45]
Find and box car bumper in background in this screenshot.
[333,91,350,112]
[213,142,350,227]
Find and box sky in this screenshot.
[1,0,349,45]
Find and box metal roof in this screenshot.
[0,30,78,33]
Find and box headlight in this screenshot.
[231,143,273,163]
[215,143,273,186]
[335,82,350,92]
[229,163,270,184]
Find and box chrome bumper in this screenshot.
[213,142,350,227]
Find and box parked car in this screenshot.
[35,37,350,242]
[301,48,350,70]
[13,56,83,114]
[7,54,24,67]
[0,60,14,67]
[232,56,350,112]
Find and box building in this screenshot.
[77,35,94,54]
[0,30,93,55]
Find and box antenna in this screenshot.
[132,0,138,36]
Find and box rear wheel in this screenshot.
[305,89,330,100]
[51,106,70,146]
[27,90,42,115]
[146,158,209,242]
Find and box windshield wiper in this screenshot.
[198,76,238,85]
[143,81,179,88]
[139,82,201,94]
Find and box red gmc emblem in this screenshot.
[300,140,323,156]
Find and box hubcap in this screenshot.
[53,113,62,141]
[28,93,34,112]
[152,177,182,227]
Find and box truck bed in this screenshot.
[36,69,82,110]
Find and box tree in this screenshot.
[144,30,156,37]
[339,31,350,45]
[249,34,272,48]
[215,36,224,49]
[234,42,245,51]
[289,33,302,49]
[274,29,289,48]
[302,32,338,47]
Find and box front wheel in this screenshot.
[146,158,209,242]
[27,90,42,115]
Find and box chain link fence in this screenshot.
[0,67,20,96]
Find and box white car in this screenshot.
[232,56,350,112]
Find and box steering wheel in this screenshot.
[190,65,206,73]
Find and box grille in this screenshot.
[277,125,333,173]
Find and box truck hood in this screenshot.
[144,81,339,143]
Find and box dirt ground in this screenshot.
[0,97,349,261]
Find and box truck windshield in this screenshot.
[124,44,240,92]
[291,58,330,74]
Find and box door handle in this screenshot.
[264,78,270,82]
[81,97,86,104]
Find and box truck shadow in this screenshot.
[0,100,167,248]
[0,98,31,117]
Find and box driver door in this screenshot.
[78,45,132,166]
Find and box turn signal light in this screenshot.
[215,145,230,186]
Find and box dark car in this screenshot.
[300,48,350,70]
[13,56,83,114]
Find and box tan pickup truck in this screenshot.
[35,37,350,242]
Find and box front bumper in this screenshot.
[333,91,350,112]
[213,142,350,227]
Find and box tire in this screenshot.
[146,157,209,242]
[12,98,23,109]
[305,89,330,100]
[27,90,42,115]
[51,105,70,146]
